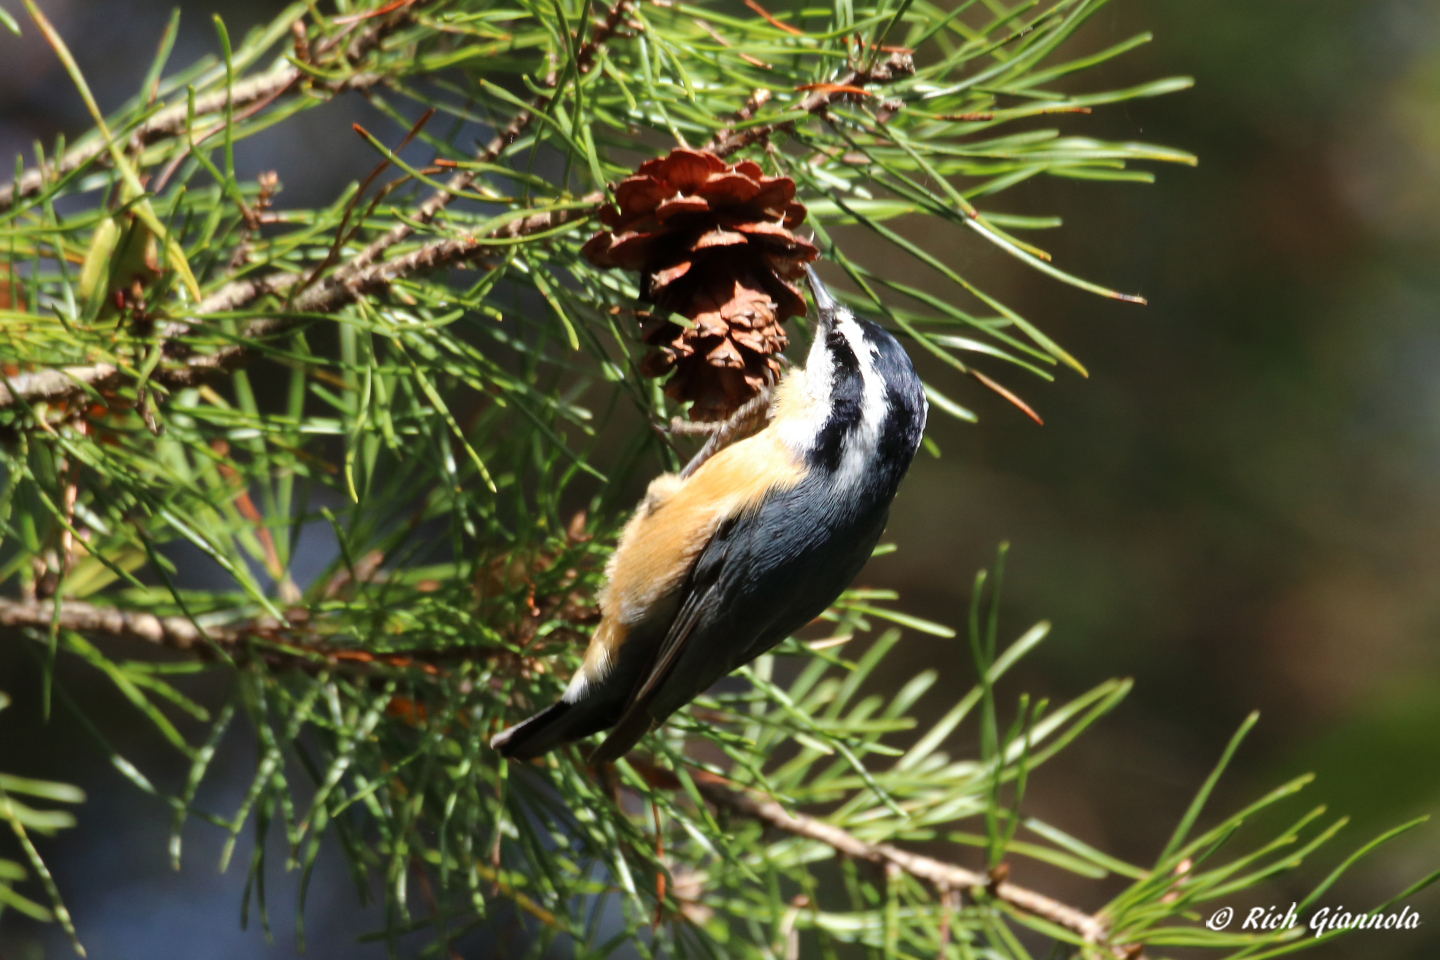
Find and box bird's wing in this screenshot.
[587,468,891,765]
[587,518,739,764]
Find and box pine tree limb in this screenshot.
[634,758,1136,957]
[0,597,243,650]
[0,2,432,212]
[0,582,1137,957]
[0,201,598,410]
[0,0,636,415]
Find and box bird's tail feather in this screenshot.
[490,699,619,761]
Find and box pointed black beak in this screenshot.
[805,263,838,319]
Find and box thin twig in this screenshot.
[0,268,297,409]
[709,87,774,147]
[708,50,914,157]
[709,76,855,157]
[288,109,439,303]
[0,593,573,681]
[336,0,636,279]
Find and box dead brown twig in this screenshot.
[708,51,914,157]
[335,0,639,280]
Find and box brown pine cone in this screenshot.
[582,148,818,421]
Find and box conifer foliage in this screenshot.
[0,0,1434,956]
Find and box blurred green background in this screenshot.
[1,0,1438,957]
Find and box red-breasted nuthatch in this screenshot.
[491,263,928,763]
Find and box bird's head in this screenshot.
[768,264,927,486]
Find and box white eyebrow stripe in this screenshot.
[834,316,889,491]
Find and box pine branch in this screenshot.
[633,758,1131,956]
[0,2,431,212]
[0,594,497,672]
[0,577,1134,956]
[0,596,242,650]
[0,0,638,414]
[0,201,596,409]
[0,25,909,415]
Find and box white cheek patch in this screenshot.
[775,337,834,453]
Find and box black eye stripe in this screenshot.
[808,320,865,472]
[812,379,863,472]
[827,329,860,383]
